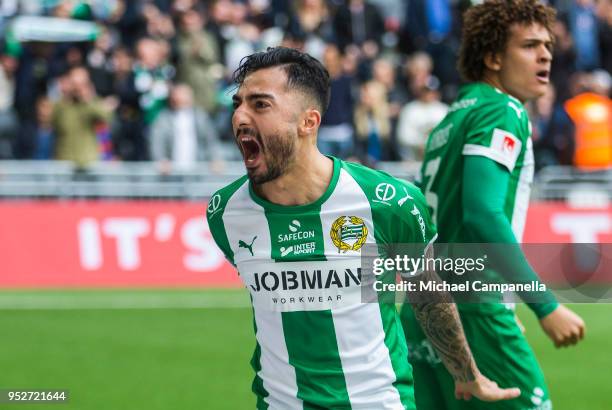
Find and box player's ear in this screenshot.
[484,52,502,72]
[298,107,321,138]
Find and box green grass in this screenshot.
[0,290,609,409]
[517,303,612,410]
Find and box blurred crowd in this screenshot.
[0,0,610,172]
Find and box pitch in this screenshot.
[0,289,609,409]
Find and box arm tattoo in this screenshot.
[407,268,478,382]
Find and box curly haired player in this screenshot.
[400,2,585,409]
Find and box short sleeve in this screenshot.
[462,100,527,172]
[206,191,236,266]
[396,181,438,246]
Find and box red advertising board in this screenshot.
[523,202,612,243]
[0,201,609,288]
[0,201,240,288]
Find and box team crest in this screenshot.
[330,216,368,253]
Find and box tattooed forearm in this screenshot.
[407,269,478,382]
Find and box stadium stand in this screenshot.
[0,0,609,170]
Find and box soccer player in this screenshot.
[207,47,520,409]
[399,1,586,409]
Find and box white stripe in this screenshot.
[321,169,404,409]
[463,143,514,172]
[252,309,303,410]
[0,292,250,310]
[511,138,534,241]
[331,304,406,409]
[223,183,302,409]
[508,101,523,119]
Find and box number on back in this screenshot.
[423,157,441,222]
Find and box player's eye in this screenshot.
[255,101,269,110]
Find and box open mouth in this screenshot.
[536,70,550,83]
[238,134,262,168]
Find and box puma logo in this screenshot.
[239,236,257,256]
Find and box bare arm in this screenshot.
[407,268,477,382]
[404,253,519,401]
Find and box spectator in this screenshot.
[403,51,434,101]
[400,0,458,95]
[565,70,612,169]
[150,84,223,172]
[176,8,222,114]
[133,37,174,126]
[372,56,409,159]
[14,42,55,127]
[32,96,56,160]
[354,80,391,163]
[550,17,577,103]
[333,0,385,56]
[114,1,149,49]
[569,0,600,70]
[86,26,118,97]
[287,0,333,60]
[207,0,236,65]
[530,84,575,169]
[399,0,428,53]
[318,43,355,159]
[0,0,609,174]
[220,3,262,76]
[396,75,448,161]
[597,0,612,75]
[16,94,56,161]
[0,52,18,158]
[110,46,146,161]
[52,67,112,168]
[142,2,176,42]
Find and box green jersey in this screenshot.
[415,82,535,314]
[420,82,534,243]
[207,157,436,410]
[400,83,553,410]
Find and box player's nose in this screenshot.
[538,44,552,64]
[232,105,252,131]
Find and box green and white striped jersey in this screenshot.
[207,157,436,410]
[419,82,534,244]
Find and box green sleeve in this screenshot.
[463,99,527,173]
[396,180,437,246]
[462,156,558,318]
[206,194,236,267]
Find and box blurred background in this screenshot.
[0,0,610,409]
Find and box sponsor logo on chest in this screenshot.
[239,259,364,311]
[277,219,317,257]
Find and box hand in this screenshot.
[539,304,585,347]
[455,372,521,402]
[103,96,119,111]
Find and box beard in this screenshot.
[244,131,296,185]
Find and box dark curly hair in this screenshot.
[232,47,331,114]
[458,0,556,82]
